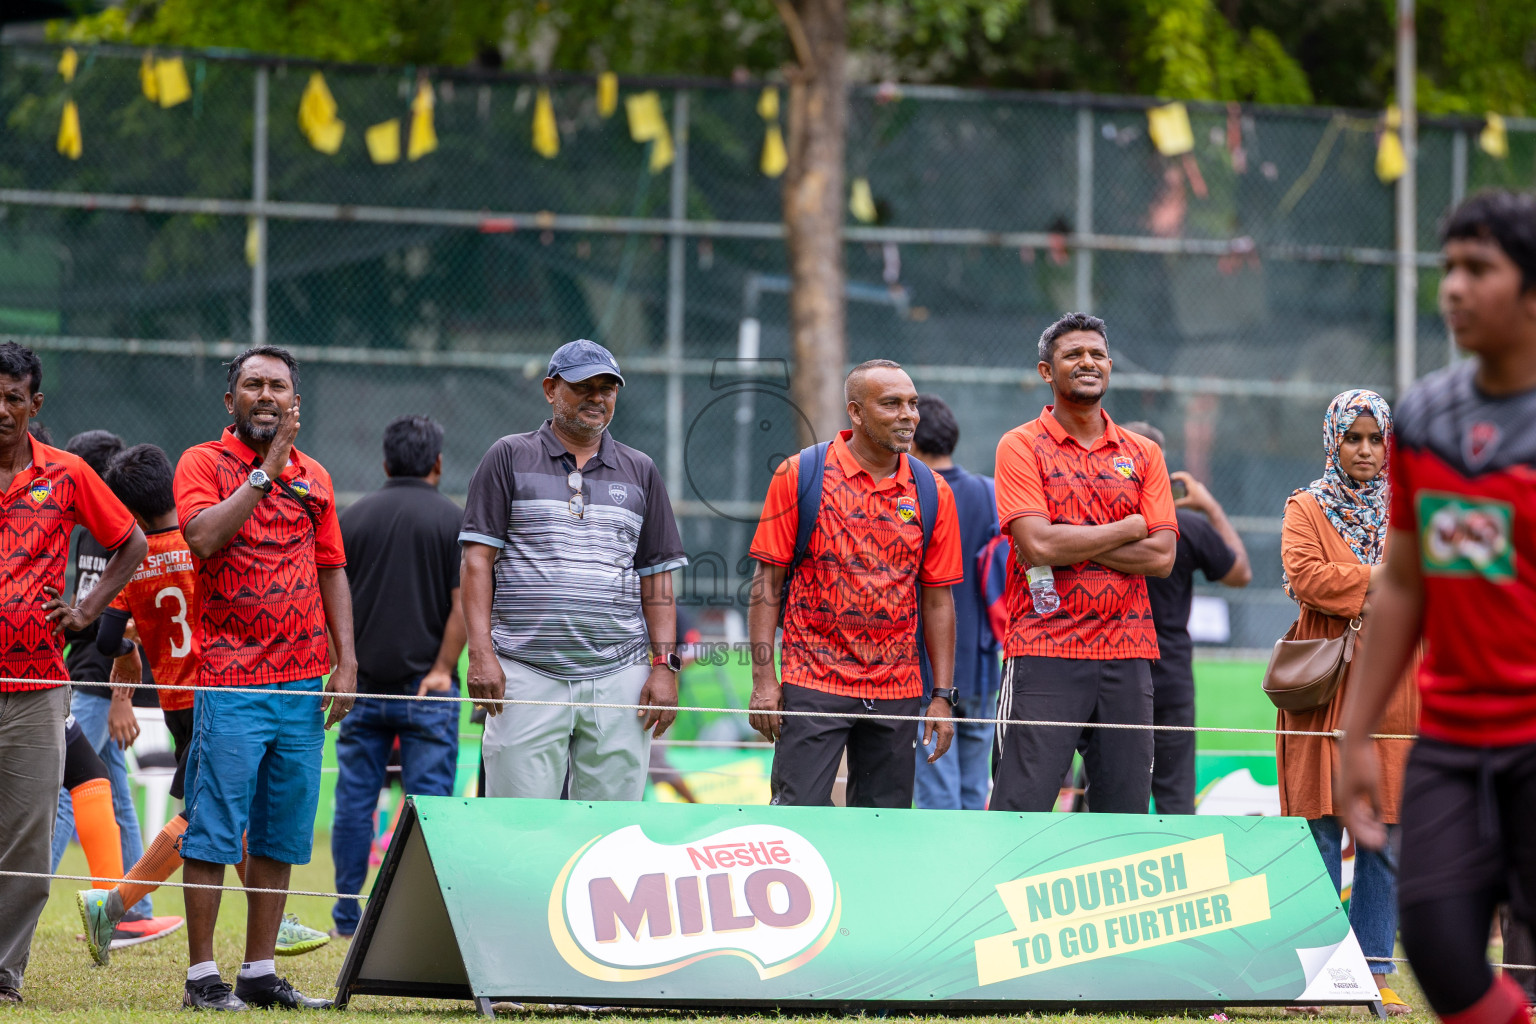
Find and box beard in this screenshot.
[234,405,279,445]
[874,434,912,454]
[554,406,608,441]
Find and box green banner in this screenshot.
[337,797,1376,1012]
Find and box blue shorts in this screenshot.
[182,677,325,866]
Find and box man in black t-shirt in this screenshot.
[330,416,465,939]
[1123,423,1251,814]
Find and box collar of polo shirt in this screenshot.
[1038,405,1127,452]
[536,419,617,469]
[220,424,304,472]
[829,428,913,488]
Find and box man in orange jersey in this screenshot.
[991,313,1177,814]
[748,360,962,807]
[76,444,329,967]
[0,342,146,1005]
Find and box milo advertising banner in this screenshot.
[336,797,1376,1013]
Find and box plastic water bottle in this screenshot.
[1027,565,1060,614]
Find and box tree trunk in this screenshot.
[781,0,847,446]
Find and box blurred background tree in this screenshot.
[51,0,1535,114]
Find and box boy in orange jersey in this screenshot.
[77,444,328,966]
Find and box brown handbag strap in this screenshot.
[1341,617,1363,663]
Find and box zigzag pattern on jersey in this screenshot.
[1,467,85,685]
[782,457,926,698]
[194,453,330,686]
[1005,430,1160,660]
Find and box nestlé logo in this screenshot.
[548,824,840,982]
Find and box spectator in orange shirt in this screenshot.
[992,314,1177,814]
[747,359,962,808]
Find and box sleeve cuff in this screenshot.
[316,558,347,569]
[458,531,506,549]
[178,505,212,535]
[998,509,1048,529]
[636,556,688,577]
[919,573,965,587]
[1148,521,1179,535]
[748,548,792,567]
[103,522,137,552]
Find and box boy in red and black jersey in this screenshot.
[1339,190,1536,1024]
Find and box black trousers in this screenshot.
[990,655,1153,814]
[770,683,922,808]
[1150,659,1196,815]
[1397,738,1536,1015]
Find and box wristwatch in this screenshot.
[247,468,273,494]
[651,651,682,672]
[930,687,960,707]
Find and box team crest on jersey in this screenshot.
[608,483,628,505]
[1113,455,1135,479]
[28,478,51,505]
[1419,492,1515,582]
[1464,421,1502,469]
[289,479,311,498]
[897,495,917,523]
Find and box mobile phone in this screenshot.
[1170,479,1187,500]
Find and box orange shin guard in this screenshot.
[69,778,124,886]
[115,814,188,908]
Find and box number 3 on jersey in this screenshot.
[155,585,192,659]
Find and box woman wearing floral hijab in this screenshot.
[1278,389,1419,1015]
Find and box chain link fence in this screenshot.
[3,43,1530,648]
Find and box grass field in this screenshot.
[9,658,1429,1021]
[12,845,1440,1023]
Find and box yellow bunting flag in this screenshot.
[626,91,666,142]
[1147,102,1194,157]
[298,72,345,154]
[366,119,401,164]
[57,100,82,160]
[408,81,437,161]
[1480,112,1509,159]
[245,219,260,267]
[154,57,192,109]
[1376,106,1405,184]
[597,72,618,118]
[533,88,559,158]
[849,177,877,223]
[58,47,78,84]
[757,86,779,121]
[140,53,158,102]
[761,124,787,178]
[309,118,345,154]
[648,130,674,173]
[624,91,674,172]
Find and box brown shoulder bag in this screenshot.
[1261,616,1362,712]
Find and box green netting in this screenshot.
[1,43,1514,648]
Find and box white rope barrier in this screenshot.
[24,677,1419,740]
[0,868,363,901]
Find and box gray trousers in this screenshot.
[0,686,68,991]
[482,657,652,801]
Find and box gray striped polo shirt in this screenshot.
[459,421,687,679]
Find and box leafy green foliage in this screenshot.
[50,0,1536,117]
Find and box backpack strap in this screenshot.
[778,442,830,629]
[906,454,940,699]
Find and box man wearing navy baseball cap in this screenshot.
[459,340,688,800]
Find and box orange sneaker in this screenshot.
[110,914,184,950]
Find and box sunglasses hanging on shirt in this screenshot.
[567,469,584,518]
